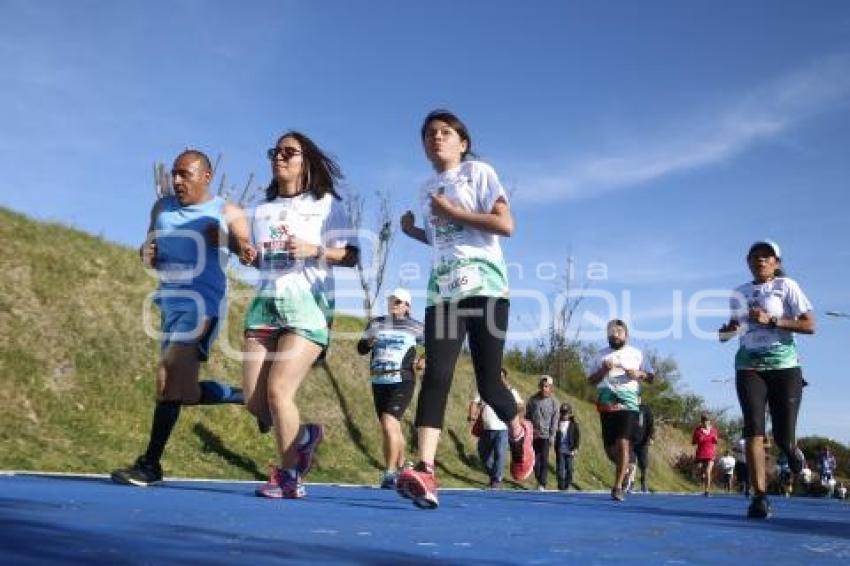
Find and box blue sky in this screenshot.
[2,0,850,444]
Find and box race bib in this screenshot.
[437,264,483,299]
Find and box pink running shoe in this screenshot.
[255,467,306,499]
[397,463,439,509]
[296,423,324,476]
[509,419,535,481]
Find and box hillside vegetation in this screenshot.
[0,206,698,491]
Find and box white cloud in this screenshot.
[512,54,850,203]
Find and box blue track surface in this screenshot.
[1,473,849,564]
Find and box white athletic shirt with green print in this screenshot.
[730,276,812,370]
[592,345,652,413]
[249,193,354,342]
[419,160,509,306]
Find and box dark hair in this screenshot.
[177,149,212,173]
[746,243,785,278]
[266,131,343,201]
[420,109,476,160]
[607,319,628,335]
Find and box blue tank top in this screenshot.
[153,195,227,317]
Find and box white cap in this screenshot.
[389,287,412,306]
[540,375,554,386]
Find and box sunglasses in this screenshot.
[267,147,303,161]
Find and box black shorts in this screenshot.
[600,411,638,447]
[371,380,415,420]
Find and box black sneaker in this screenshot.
[257,417,271,434]
[747,494,772,519]
[111,456,163,487]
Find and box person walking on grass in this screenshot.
[526,375,559,490]
[395,109,534,509]
[244,131,358,499]
[468,368,524,489]
[112,149,253,487]
[587,319,655,502]
[719,239,814,518]
[692,414,718,497]
[358,288,424,489]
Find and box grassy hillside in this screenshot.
[0,206,697,491]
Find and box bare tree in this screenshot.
[345,190,394,320]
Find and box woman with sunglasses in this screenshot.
[719,240,815,518]
[395,109,534,509]
[244,132,358,499]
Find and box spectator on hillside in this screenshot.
[554,402,581,491]
[800,461,813,495]
[630,403,655,493]
[775,451,793,497]
[526,375,560,490]
[468,369,523,489]
[111,149,253,488]
[719,450,736,493]
[587,319,654,502]
[732,435,750,497]
[692,415,719,497]
[818,446,837,484]
[818,446,837,498]
[358,288,424,489]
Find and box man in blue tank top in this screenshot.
[112,149,256,487]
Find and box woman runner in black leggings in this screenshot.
[395,109,535,509]
[719,240,815,518]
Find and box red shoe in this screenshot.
[397,463,439,509]
[255,466,305,499]
[295,423,324,477]
[509,419,535,481]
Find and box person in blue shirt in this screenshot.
[358,288,424,488]
[112,149,254,487]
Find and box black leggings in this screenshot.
[736,366,804,471]
[415,297,515,429]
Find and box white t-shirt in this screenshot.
[249,194,355,331]
[730,277,812,370]
[419,160,509,305]
[591,345,652,412]
[474,387,522,431]
[719,455,736,474]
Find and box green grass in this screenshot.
[0,206,700,491]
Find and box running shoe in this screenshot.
[508,419,535,481]
[397,462,439,509]
[111,456,163,487]
[255,465,281,497]
[255,467,306,499]
[611,486,625,502]
[380,470,398,489]
[396,462,415,499]
[488,479,502,489]
[296,423,324,476]
[747,494,772,519]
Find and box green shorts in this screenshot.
[243,294,330,347]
